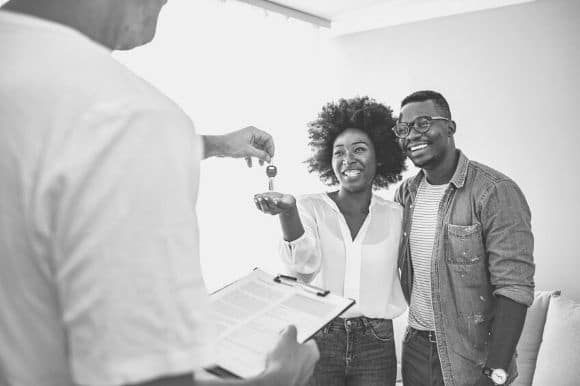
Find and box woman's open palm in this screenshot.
[254,192,296,215]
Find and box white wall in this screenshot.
[115,0,580,300]
[116,0,336,291]
[328,0,580,300]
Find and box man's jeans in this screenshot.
[309,316,396,386]
[402,327,445,386]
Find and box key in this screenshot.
[266,165,277,191]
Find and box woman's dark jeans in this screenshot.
[308,316,397,386]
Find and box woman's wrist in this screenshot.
[279,198,297,216]
[280,203,304,242]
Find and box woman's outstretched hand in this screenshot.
[254,192,296,215]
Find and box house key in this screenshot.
[266,165,277,191]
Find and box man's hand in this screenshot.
[224,126,274,167]
[202,126,275,167]
[262,325,319,386]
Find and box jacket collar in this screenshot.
[408,150,469,194]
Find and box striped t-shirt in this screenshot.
[408,177,448,331]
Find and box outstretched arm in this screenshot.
[254,193,320,280]
[254,192,304,242]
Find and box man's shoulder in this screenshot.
[463,159,528,206]
[69,49,175,113]
[0,14,177,114]
[395,172,421,195]
[467,160,517,187]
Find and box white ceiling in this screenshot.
[242,0,537,35]
[269,0,394,20]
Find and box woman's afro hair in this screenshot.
[305,96,406,189]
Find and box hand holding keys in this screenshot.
[266,165,277,191]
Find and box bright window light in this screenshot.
[115,0,335,291]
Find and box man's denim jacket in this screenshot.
[394,151,535,385]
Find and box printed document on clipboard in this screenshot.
[205,268,355,379]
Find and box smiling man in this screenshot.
[393,90,535,386]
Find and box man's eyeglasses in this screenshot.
[391,116,451,139]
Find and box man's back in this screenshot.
[0,10,212,386]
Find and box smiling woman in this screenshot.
[253,96,407,386]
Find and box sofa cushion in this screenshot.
[513,290,560,386]
[533,294,580,386]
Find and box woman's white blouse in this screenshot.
[280,193,407,319]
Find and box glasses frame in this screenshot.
[391,115,451,139]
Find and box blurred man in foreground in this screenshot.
[0,1,318,385]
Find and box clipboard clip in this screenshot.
[274,274,330,297]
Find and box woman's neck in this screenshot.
[333,188,372,215]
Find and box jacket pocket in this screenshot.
[445,223,486,288]
[446,223,485,265]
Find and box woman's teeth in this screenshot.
[343,170,361,177]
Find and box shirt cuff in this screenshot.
[493,285,535,307]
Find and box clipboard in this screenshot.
[204,268,355,379]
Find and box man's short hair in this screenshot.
[401,90,451,119]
